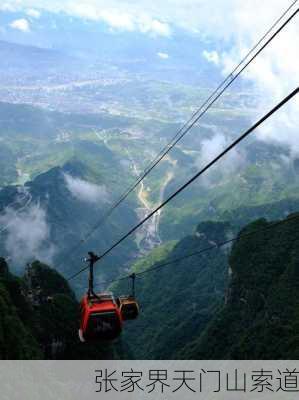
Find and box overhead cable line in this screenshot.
[62,2,299,259]
[96,212,299,287]
[67,86,299,281]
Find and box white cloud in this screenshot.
[69,4,135,30]
[0,204,56,268]
[64,173,109,205]
[196,132,244,184]
[26,8,41,18]
[53,3,171,36]
[201,133,243,168]
[157,52,169,59]
[200,133,227,164]
[209,2,299,153]
[138,16,171,36]
[1,1,298,150]
[0,3,17,12]
[100,10,135,31]
[10,18,30,32]
[1,0,172,36]
[202,50,220,65]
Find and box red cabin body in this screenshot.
[79,293,123,342]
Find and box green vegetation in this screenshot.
[112,221,230,359]
[0,81,298,361]
[0,258,41,359]
[180,214,299,359]
[160,150,299,241]
[1,212,299,360]
[0,158,139,296]
[111,214,299,360]
[0,259,116,359]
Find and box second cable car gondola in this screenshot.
[78,252,123,343]
[119,295,139,320]
[118,273,140,321]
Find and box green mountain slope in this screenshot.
[0,160,138,294]
[112,221,231,359]
[179,214,299,359]
[0,258,116,360]
[1,213,298,360]
[160,142,299,241]
[112,212,299,359]
[0,258,41,359]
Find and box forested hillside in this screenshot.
[0,160,138,294]
[0,258,115,359]
[112,220,231,359]
[113,213,299,359]
[1,212,299,359]
[181,214,299,359]
[0,258,41,359]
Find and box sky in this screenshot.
[0,0,298,150]
[1,0,297,39]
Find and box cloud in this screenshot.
[10,18,30,32]
[0,204,56,268]
[210,2,299,154]
[99,10,135,31]
[157,52,169,59]
[1,1,298,150]
[0,0,295,35]
[202,50,220,65]
[69,4,135,30]
[26,8,41,18]
[64,173,109,205]
[196,132,244,184]
[52,3,171,36]
[0,3,17,12]
[2,1,172,36]
[138,16,171,36]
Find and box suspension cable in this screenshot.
[96,212,299,287]
[60,2,299,261]
[67,86,299,281]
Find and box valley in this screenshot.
[0,91,298,294]
[129,148,174,254]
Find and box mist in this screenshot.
[195,132,245,185]
[0,203,56,270]
[64,173,109,205]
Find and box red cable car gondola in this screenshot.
[79,292,122,342]
[78,252,123,343]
